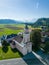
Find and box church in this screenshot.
[9,25,32,55]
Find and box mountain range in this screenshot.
[0,19,23,24]
[0,18,49,27]
[0,19,36,24]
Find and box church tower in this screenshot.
[23,24,30,43]
[23,24,32,53]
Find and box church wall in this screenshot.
[28,42,32,52]
[13,40,27,55]
[26,42,32,53]
[23,34,30,43]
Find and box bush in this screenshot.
[2,46,8,53]
[2,40,9,53]
[11,48,17,53]
[2,40,9,46]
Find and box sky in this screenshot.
[0,0,49,21]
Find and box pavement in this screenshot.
[0,52,45,65]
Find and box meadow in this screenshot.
[0,24,32,36]
[0,24,25,36]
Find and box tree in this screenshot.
[2,40,9,53]
[2,46,8,53]
[44,41,49,53]
[2,40,9,46]
[11,48,17,53]
[31,30,41,51]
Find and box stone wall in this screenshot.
[13,40,28,55]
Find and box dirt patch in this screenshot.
[5,25,23,30]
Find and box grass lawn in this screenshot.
[0,46,23,60]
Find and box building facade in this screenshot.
[11,25,32,55]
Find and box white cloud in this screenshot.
[36,2,39,9]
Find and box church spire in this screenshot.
[24,24,29,34]
[25,24,28,29]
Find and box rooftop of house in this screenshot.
[13,35,23,43]
[6,34,17,39]
[1,34,17,40]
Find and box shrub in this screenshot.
[2,46,8,53]
[2,40,9,46]
[11,48,17,53]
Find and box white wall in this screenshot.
[23,34,30,43]
[26,42,32,53]
[13,40,27,55]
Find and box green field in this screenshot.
[0,24,25,36]
[0,24,32,36]
[0,46,23,60]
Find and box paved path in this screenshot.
[0,52,44,65]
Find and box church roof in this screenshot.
[13,35,23,43]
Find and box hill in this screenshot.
[0,19,37,24]
[33,18,49,27]
[0,19,23,24]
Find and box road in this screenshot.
[0,52,45,65]
[0,58,44,65]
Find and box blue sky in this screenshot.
[0,0,49,21]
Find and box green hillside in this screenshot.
[33,18,49,27]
